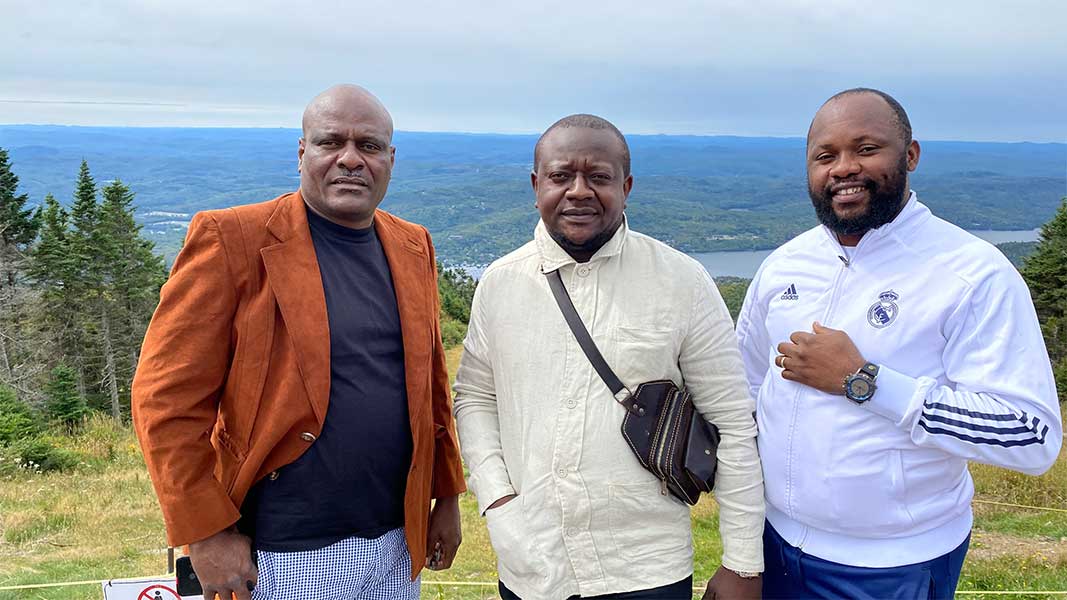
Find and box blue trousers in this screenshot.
[763,521,969,600]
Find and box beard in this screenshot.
[548,215,624,259]
[809,153,909,236]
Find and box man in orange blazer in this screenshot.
[132,84,465,600]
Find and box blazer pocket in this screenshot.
[211,425,246,493]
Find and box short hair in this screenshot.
[533,114,631,177]
[812,88,913,146]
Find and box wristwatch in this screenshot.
[727,568,761,579]
[844,362,879,403]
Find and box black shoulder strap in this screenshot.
[545,268,632,406]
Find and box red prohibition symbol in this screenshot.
[137,584,182,600]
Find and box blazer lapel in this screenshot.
[260,192,331,423]
[376,212,431,420]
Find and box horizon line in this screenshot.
[0,122,1063,146]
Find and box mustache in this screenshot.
[826,178,874,194]
[332,174,369,186]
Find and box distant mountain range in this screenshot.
[1,125,1063,264]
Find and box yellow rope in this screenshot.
[0,578,100,591]
[973,499,1067,514]
[956,589,1067,593]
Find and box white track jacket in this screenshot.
[736,193,1061,567]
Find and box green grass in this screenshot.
[0,368,1063,599]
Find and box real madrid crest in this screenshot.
[867,290,900,328]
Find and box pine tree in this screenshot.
[95,180,166,420]
[0,149,38,249]
[0,383,38,445]
[0,148,41,395]
[1021,198,1067,403]
[28,194,73,310]
[45,364,86,433]
[65,161,102,403]
[26,195,79,402]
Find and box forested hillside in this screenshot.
[2,126,1062,264]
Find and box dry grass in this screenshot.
[0,366,1063,599]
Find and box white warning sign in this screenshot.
[101,576,203,600]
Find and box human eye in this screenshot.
[549,171,571,182]
[360,141,382,152]
[858,144,879,154]
[813,152,834,162]
[590,173,612,183]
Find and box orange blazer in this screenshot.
[132,191,465,578]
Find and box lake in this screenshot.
[692,229,1040,278]
[460,228,1040,280]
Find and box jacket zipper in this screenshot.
[787,234,856,520]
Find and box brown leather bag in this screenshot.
[545,269,720,505]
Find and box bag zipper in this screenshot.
[650,387,682,494]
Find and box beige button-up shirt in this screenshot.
[453,220,764,599]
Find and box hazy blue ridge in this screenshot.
[1,125,1063,265]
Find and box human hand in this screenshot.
[486,494,517,511]
[188,528,257,600]
[426,494,462,570]
[776,322,866,394]
[702,566,761,600]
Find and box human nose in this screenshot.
[828,152,861,179]
[565,174,594,199]
[336,142,366,171]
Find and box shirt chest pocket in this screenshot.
[610,326,681,387]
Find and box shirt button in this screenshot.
[299,432,317,442]
[576,265,590,277]
[565,399,578,409]
[556,467,568,478]
[565,527,579,537]
[268,470,280,481]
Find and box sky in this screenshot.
[2,0,1065,142]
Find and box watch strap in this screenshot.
[859,362,879,380]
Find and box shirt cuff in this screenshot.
[467,467,516,516]
[863,364,921,426]
[720,533,765,574]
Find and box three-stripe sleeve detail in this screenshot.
[918,401,1048,448]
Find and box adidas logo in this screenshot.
[780,284,799,300]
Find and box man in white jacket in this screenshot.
[736,88,1062,599]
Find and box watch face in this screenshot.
[850,379,871,396]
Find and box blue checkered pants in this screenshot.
[251,527,420,600]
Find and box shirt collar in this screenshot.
[536,216,629,273]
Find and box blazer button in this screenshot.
[300,432,317,442]
[268,470,280,481]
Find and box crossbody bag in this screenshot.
[545,268,720,505]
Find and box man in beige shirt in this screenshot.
[453,114,764,599]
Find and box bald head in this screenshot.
[302,84,393,140]
[808,88,911,148]
[535,114,630,177]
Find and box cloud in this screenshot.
[1,0,1064,140]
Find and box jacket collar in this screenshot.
[536,216,629,273]
[821,190,932,252]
